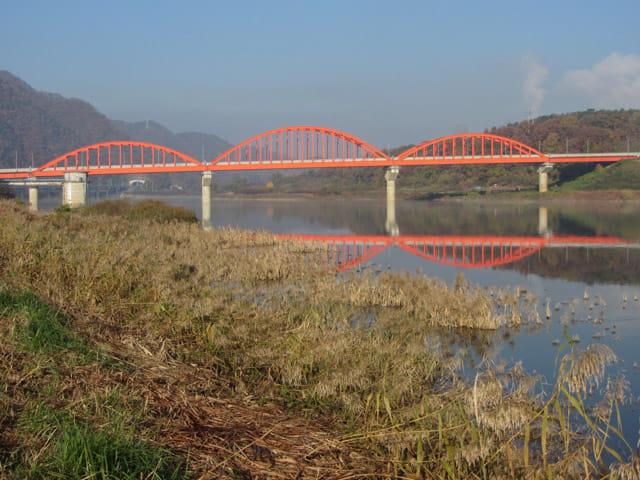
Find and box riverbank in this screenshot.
[122,187,640,206]
[401,188,640,204]
[1,199,636,478]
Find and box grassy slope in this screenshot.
[558,159,640,191]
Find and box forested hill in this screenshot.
[0,71,128,169]
[487,109,640,155]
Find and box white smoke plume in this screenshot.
[560,52,640,108]
[522,55,548,120]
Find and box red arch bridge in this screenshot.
[1,127,638,220]
[275,233,639,271]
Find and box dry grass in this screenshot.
[0,305,388,479]
[0,199,634,479]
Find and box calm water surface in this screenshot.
[43,192,640,446]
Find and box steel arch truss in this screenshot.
[34,141,206,177]
[319,238,391,272]
[396,134,549,165]
[210,126,391,171]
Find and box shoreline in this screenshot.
[120,188,640,205]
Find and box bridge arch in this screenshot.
[33,141,206,177]
[277,234,550,271]
[396,133,549,165]
[210,126,391,171]
[396,236,548,268]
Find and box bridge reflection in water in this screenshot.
[276,234,638,272]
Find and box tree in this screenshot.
[542,132,561,153]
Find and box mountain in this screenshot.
[111,120,231,163]
[0,71,233,192]
[0,71,128,169]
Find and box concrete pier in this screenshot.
[537,163,554,193]
[28,185,38,212]
[201,171,212,229]
[384,166,400,236]
[62,172,87,207]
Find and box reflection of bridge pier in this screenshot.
[385,166,400,236]
[201,171,212,228]
[538,206,551,236]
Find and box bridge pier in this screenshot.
[201,171,212,229]
[62,172,87,207]
[385,166,400,236]
[28,184,38,212]
[538,163,554,193]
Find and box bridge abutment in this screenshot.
[385,166,400,236]
[201,171,212,229]
[62,172,87,207]
[538,163,554,193]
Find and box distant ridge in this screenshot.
[111,119,232,162]
[0,71,128,169]
[0,71,232,172]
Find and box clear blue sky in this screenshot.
[3,0,640,147]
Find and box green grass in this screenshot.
[0,290,89,357]
[559,158,640,191]
[19,406,184,480]
[0,288,188,479]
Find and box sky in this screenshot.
[2,0,640,147]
